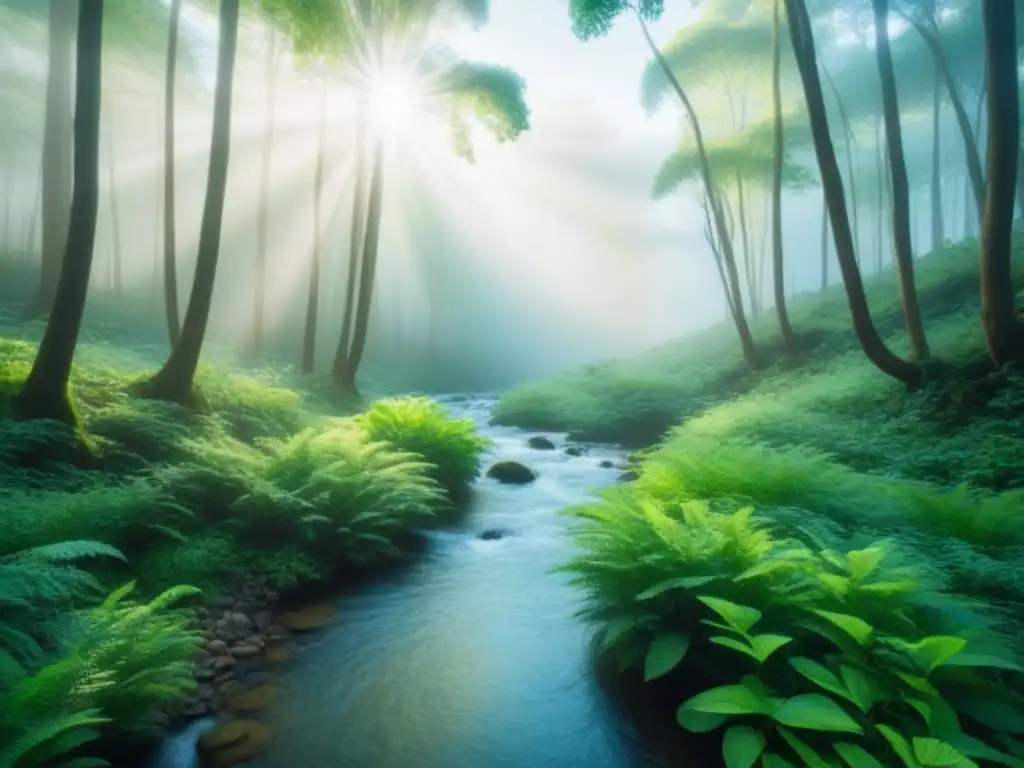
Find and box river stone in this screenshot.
[599,460,615,469]
[564,445,585,457]
[278,604,335,632]
[486,460,537,485]
[207,639,228,654]
[617,470,639,483]
[526,435,556,450]
[199,720,262,751]
[227,685,278,712]
[263,645,292,664]
[211,655,236,672]
[478,528,509,541]
[230,643,261,659]
[180,702,211,719]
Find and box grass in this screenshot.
[497,236,1024,765]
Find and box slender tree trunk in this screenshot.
[141,0,240,404]
[702,195,737,321]
[824,66,860,262]
[930,60,945,250]
[875,113,884,272]
[25,0,76,319]
[736,174,754,314]
[784,0,919,386]
[820,194,830,291]
[13,0,104,424]
[251,27,279,358]
[24,164,42,257]
[302,76,329,375]
[771,0,797,357]
[979,0,1022,366]
[873,0,929,359]
[337,135,385,395]
[163,0,183,346]
[883,132,894,264]
[106,117,123,297]
[757,190,769,308]
[1016,146,1024,220]
[637,10,760,368]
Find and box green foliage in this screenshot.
[568,0,664,41]
[442,61,531,160]
[356,396,490,501]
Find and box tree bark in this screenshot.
[979,0,1022,366]
[820,192,829,291]
[106,116,123,297]
[872,0,929,360]
[784,0,920,386]
[251,27,279,358]
[13,0,104,424]
[25,0,76,319]
[875,113,884,272]
[824,66,860,263]
[141,0,240,404]
[637,10,760,368]
[163,0,183,346]
[736,173,755,314]
[302,75,329,375]
[930,58,944,250]
[771,0,797,357]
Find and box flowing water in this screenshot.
[157,395,684,768]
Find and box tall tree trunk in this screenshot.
[771,0,797,357]
[979,0,1022,366]
[736,174,754,314]
[163,0,183,346]
[2,193,10,253]
[930,59,945,249]
[784,0,920,386]
[1016,146,1024,220]
[824,66,860,262]
[702,194,737,321]
[875,113,884,272]
[25,0,76,318]
[332,116,369,382]
[337,135,385,395]
[873,0,929,360]
[106,116,123,297]
[302,76,328,375]
[141,0,240,404]
[24,164,42,256]
[637,10,760,369]
[13,0,104,424]
[884,132,894,263]
[251,27,279,359]
[820,192,829,291]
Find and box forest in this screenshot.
[0,0,1022,767]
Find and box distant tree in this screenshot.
[302,73,329,375]
[770,0,797,357]
[163,0,183,347]
[104,110,124,298]
[978,0,1022,366]
[13,0,104,424]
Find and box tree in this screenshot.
[24,0,76,319]
[13,0,104,424]
[978,0,1022,366]
[872,0,929,360]
[302,73,329,375]
[163,0,183,347]
[104,111,124,297]
[140,0,241,404]
[770,0,797,357]
[930,56,944,249]
[783,0,920,386]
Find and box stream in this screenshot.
[154,395,683,768]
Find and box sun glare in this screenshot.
[365,69,427,136]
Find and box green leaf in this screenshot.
[682,684,773,716]
[835,742,887,768]
[710,635,760,661]
[955,698,1024,733]
[698,596,762,635]
[940,652,1024,675]
[912,737,978,767]
[778,728,833,768]
[846,547,886,580]
[749,634,793,664]
[676,707,729,733]
[950,733,1024,767]
[762,754,799,768]
[840,665,878,713]
[635,575,718,600]
[907,636,968,674]
[771,694,863,733]
[644,633,690,681]
[878,724,922,768]
[812,610,874,646]
[723,726,766,768]
[789,657,851,701]
[898,672,940,696]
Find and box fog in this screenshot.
[0,0,986,392]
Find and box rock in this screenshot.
[617,470,639,483]
[564,445,584,457]
[265,624,289,638]
[203,722,275,767]
[599,460,615,469]
[199,720,259,751]
[478,529,509,541]
[253,610,273,631]
[198,684,216,702]
[264,590,279,604]
[227,685,278,712]
[207,640,228,654]
[211,655,236,672]
[245,671,273,686]
[213,597,235,610]
[230,643,261,659]
[526,435,556,450]
[217,680,247,699]
[486,461,538,485]
[263,645,292,664]
[278,604,335,632]
[180,702,211,719]
[195,667,216,682]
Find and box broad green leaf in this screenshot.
[905,697,933,725]
[710,635,760,661]
[698,596,762,635]
[846,547,886,580]
[898,672,940,696]
[734,560,792,581]
[940,653,1024,675]
[750,634,793,664]
[772,694,863,733]
[907,636,968,674]
[676,706,729,733]
[955,699,1024,733]
[682,684,773,716]
[600,615,640,650]
[878,724,922,768]
[812,610,874,646]
[835,742,886,768]
[913,737,978,767]
[778,728,833,768]
[924,697,962,741]
[840,665,878,713]
[762,754,799,768]
[703,619,742,635]
[635,576,717,601]
[790,657,851,701]
[644,633,690,681]
[951,733,1024,767]
[723,726,765,768]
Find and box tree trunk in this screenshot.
[875,113,884,272]
[771,0,797,358]
[872,0,929,360]
[702,194,737,321]
[302,75,328,375]
[25,0,76,319]
[331,116,369,382]
[736,173,754,314]
[979,0,1022,366]
[820,192,829,291]
[13,0,104,425]
[637,10,760,369]
[106,116,123,297]
[824,66,860,263]
[1016,146,1024,219]
[251,27,279,359]
[337,135,385,395]
[930,59,945,249]
[141,0,240,404]
[163,0,183,347]
[784,0,919,386]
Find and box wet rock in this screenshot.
[599,460,615,469]
[227,685,278,712]
[564,445,585,457]
[245,671,273,686]
[278,604,335,632]
[263,645,292,664]
[211,655,236,672]
[199,720,258,751]
[205,722,275,766]
[230,643,261,659]
[486,460,537,485]
[180,702,212,719]
[213,597,235,610]
[252,610,273,631]
[617,470,639,483]
[478,528,509,541]
[207,640,228,655]
[217,680,247,699]
[195,667,216,682]
[526,435,556,450]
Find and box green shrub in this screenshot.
[356,396,491,501]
